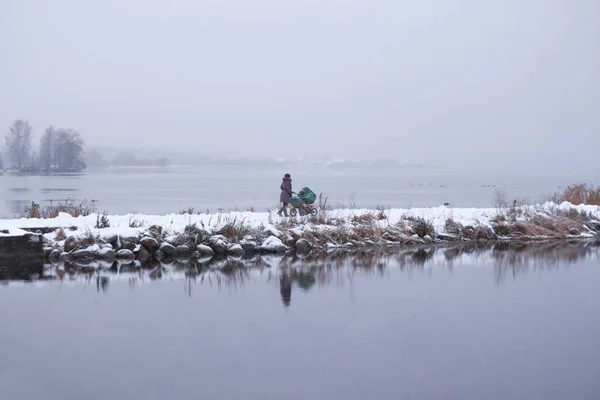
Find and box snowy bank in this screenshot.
[0,202,599,264]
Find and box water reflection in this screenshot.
[1,241,599,304]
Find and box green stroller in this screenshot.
[289,187,318,216]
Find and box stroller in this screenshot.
[289,187,318,216]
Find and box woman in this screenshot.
[278,173,292,216]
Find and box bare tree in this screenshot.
[39,126,56,171]
[55,128,86,171]
[38,126,86,172]
[5,120,33,170]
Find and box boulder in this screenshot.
[196,244,215,256]
[116,249,135,260]
[159,242,176,255]
[146,225,163,239]
[119,236,140,251]
[264,225,283,238]
[98,247,116,261]
[260,236,287,253]
[63,236,80,252]
[49,249,61,263]
[209,235,229,255]
[43,246,54,258]
[227,244,245,257]
[104,234,119,249]
[71,249,94,260]
[140,236,159,251]
[295,238,312,254]
[134,245,151,262]
[240,239,258,254]
[283,235,295,247]
[154,250,165,261]
[175,245,192,257]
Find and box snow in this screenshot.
[0,202,598,240]
[260,236,286,252]
[0,226,31,237]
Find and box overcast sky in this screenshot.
[1,0,598,172]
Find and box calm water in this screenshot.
[1,242,599,399]
[2,166,598,217]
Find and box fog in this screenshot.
[1,0,598,173]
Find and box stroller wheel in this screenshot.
[311,208,318,216]
[290,208,298,216]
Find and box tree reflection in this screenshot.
[1,240,599,306]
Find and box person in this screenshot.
[278,173,292,216]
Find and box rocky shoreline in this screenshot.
[11,202,595,266]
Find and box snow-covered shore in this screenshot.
[1,201,599,263]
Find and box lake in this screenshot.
[1,166,598,217]
[1,241,599,399]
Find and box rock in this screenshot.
[104,234,119,249]
[147,225,163,238]
[175,245,191,257]
[134,245,151,262]
[349,240,365,247]
[196,255,213,264]
[98,247,116,261]
[289,228,304,241]
[283,235,295,247]
[423,235,433,243]
[71,249,94,260]
[260,236,287,253]
[264,225,283,238]
[159,242,176,255]
[196,244,215,256]
[209,235,229,255]
[116,249,135,260]
[100,243,113,249]
[295,238,312,254]
[64,236,80,252]
[49,249,61,263]
[154,250,165,261]
[59,252,70,262]
[240,239,258,254]
[140,236,159,251]
[119,235,140,251]
[43,246,54,258]
[227,244,245,257]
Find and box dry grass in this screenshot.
[411,218,435,238]
[554,184,600,206]
[55,227,66,241]
[25,199,98,219]
[444,218,463,236]
[215,221,252,242]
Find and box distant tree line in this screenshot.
[86,149,170,168]
[3,119,86,172]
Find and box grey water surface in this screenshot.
[1,242,599,400]
[2,166,598,217]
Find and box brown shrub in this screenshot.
[560,184,600,206]
[445,218,463,236]
[588,187,600,206]
[352,213,375,225]
[55,228,66,241]
[411,218,435,238]
[492,223,510,237]
[215,222,250,242]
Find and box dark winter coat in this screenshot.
[280,177,292,203]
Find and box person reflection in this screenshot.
[279,271,292,307]
[96,276,109,293]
